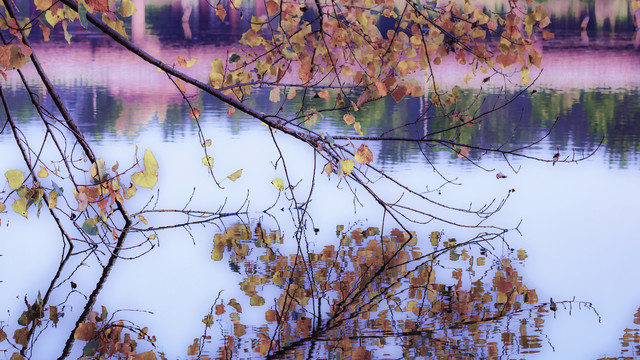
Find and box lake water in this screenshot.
[1,2,640,359]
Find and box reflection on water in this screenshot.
[202,223,565,358]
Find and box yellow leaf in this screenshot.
[123,183,136,199]
[119,0,137,17]
[287,88,296,99]
[269,87,281,102]
[37,166,49,178]
[0,203,5,212]
[202,156,214,168]
[520,67,531,86]
[227,169,242,181]
[251,16,266,31]
[354,122,363,135]
[324,163,334,179]
[48,189,58,209]
[231,0,241,9]
[187,339,199,356]
[633,0,640,12]
[203,139,212,147]
[340,159,354,177]
[131,150,159,189]
[343,114,355,125]
[138,214,148,225]
[45,8,64,27]
[34,0,53,11]
[463,73,473,85]
[354,145,373,164]
[517,249,528,260]
[12,198,28,218]
[271,178,284,191]
[102,14,128,39]
[5,170,25,190]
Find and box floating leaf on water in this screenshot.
[517,249,527,260]
[228,298,242,313]
[429,231,440,247]
[250,294,265,306]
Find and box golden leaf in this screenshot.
[187,339,199,356]
[202,156,214,168]
[228,298,242,313]
[5,169,24,190]
[340,159,354,177]
[102,14,128,39]
[34,0,53,11]
[134,351,157,360]
[131,150,159,189]
[12,198,28,218]
[48,189,58,209]
[271,178,284,191]
[0,203,5,213]
[250,294,265,306]
[343,114,355,125]
[119,0,137,17]
[37,166,49,178]
[227,169,242,181]
[354,145,373,164]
